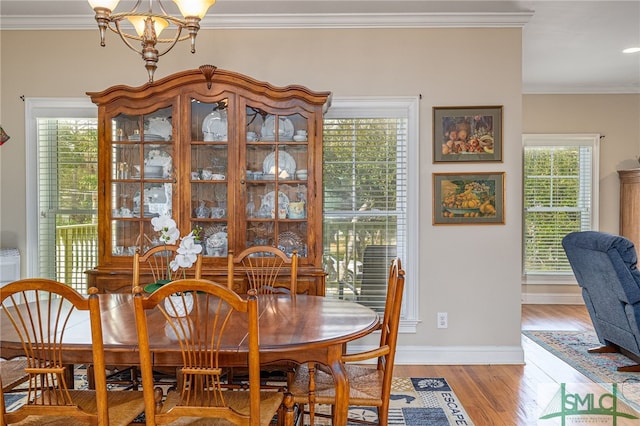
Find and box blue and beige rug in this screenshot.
[305,376,474,425]
[3,367,473,426]
[523,330,640,412]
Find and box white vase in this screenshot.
[164,317,191,340]
[164,293,194,317]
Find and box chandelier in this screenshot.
[88,0,216,82]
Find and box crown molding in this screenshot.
[523,84,640,95]
[0,11,532,31]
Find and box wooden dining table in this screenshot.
[0,292,379,425]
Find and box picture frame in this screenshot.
[433,172,505,225]
[433,106,503,163]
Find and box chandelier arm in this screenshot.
[113,20,148,54]
[107,13,193,44]
[107,24,191,44]
[131,0,145,13]
[155,28,185,57]
[110,12,189,28]
[155,0,170,17]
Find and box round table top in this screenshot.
[1,293,380,366]
[99,293,379,351]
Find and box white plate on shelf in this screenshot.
[261,115,294,141]
[262,150,296,178]
[145,117,172,140]
[261,191,289,212]
[202,111,228,141]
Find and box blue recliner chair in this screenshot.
[562,231,640,371]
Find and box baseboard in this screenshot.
[521,292,584,304]
[348,344,525,365]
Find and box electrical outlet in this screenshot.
[437,312,448,329]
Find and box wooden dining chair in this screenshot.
[0,278,145,425]
[133,278,293,426]
[93,244,204,391]
[133,244,203,289]
[289,258,405,426]
[227,246,299,386]
[227,246,298,298]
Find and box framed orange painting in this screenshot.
[433,106,503,163]
[433,172,505,225]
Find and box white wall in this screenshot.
[0,27,524,364]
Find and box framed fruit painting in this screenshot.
[433,172,505,225]
[433,106,502,163]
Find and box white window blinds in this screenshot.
[523,134,599,277]
[27,98,98,294]
[323,106,408,313]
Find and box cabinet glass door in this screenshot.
[244,106,309,257]
[190,99,229,257]
[110,106,174,257]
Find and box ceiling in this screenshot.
[1,0,638,94]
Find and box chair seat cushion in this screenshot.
[161,389,284,426]
[6,390,145,426]
[290,364,384,406]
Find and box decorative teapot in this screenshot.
[206,232,228,257]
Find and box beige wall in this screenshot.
[1,27,523,363]
[522,94,640,303]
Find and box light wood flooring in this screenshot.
[393,304,596,425]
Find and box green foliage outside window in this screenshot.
[48,120,98,226]
[524,146,591,274]
[323,118,404,296]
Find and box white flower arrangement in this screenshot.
[151,215,203,281]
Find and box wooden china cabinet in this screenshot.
[618,168,640,249]
[86,65,331,295]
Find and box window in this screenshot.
[523,134,599,283]
[323,97,419,329]
[26,98,98,293]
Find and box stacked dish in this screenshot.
[128,133,165,142]
[133,165,164,178]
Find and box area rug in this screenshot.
[303,377,474,426]
[523,330,640,411]
[3,368,473,426]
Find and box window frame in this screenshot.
[324,97,420,332]
[522,133,600,285]
[24,98,98,281]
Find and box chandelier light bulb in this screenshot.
[88,0,121,10]
[127,15,169,37]
[173,0,216,19]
